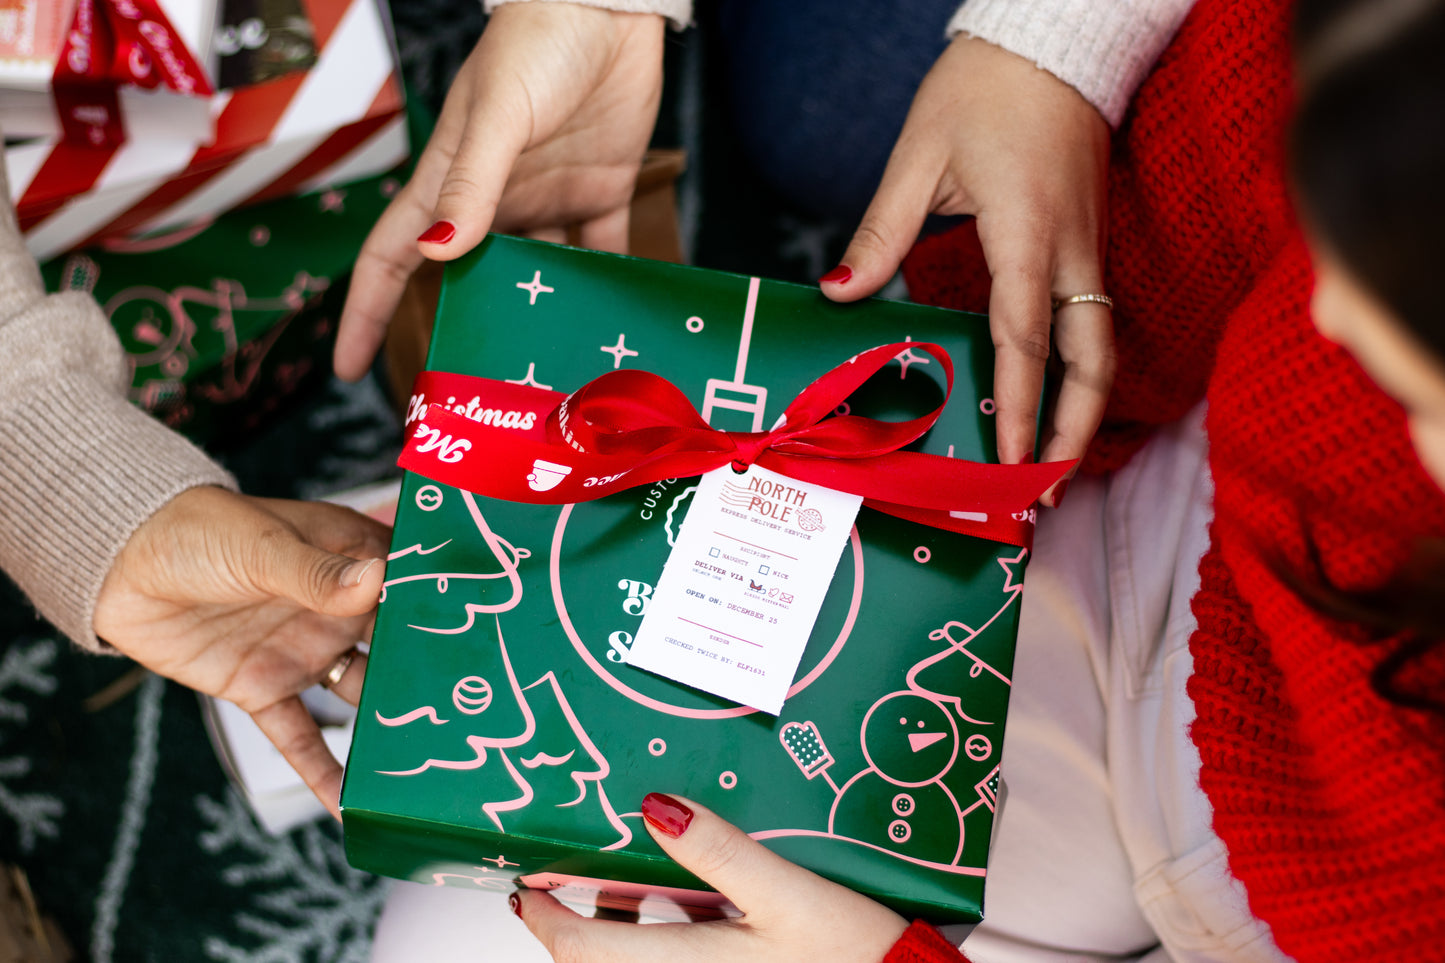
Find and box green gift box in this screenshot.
[341,234,1032,924]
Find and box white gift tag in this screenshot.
[627,463,863,714]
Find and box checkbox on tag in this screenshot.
[759,565,770,575]
[709,547,720,557]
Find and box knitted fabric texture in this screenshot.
[903,0,1445,960]
[907,0,1299,478]
[0,149,235,652]
[883,920,966,963]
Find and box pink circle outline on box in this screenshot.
[551,503,864,719]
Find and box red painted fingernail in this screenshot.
[642,792,694,838]
[508,892,523,919]
[819,265,853,284]
[417,220,456,245]
[1053,479,1069,507]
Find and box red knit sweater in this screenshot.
[887,0,1445,960]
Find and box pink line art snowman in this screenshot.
[773,551,1025,871]
[782,689,972,866]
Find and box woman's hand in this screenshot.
[93,487,390,816]
[334,2,666,381]
[823,34,1115,503]
[516,793,909,961]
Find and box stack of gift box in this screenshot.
[3,0,407,262]
[340,235,1068,925]
[0,0,220,145]
[5,0,411,445]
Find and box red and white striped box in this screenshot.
[6,0,407,262]
[0,0,221,144]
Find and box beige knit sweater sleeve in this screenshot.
[0,163,235,652]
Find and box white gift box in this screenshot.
[0,0,221,143]
[6,0,406,262]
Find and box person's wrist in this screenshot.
[486,0,679,32]
[946,0,1190,127]
[97,485,225,610]
[485,1,668,70]
[945,33,1109,132]
[488,0,621,36]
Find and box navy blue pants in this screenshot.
[714,0,962,224]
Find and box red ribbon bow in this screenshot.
[398,342,1073,548]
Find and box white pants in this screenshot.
[954,404,1284,963]
[371,405,1289,963]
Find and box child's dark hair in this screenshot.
[1287,0,1445,719]
[1291,0,1445,355]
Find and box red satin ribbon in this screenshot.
[54,0,122,146]
[398,342,1073,548]
[103,0,214,96]
[53,0,212,146]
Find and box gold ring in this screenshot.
[321,648,358,690]
[1051,293,1113,312]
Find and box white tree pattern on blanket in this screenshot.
[196,791,389,963]
[0,640,64,852]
